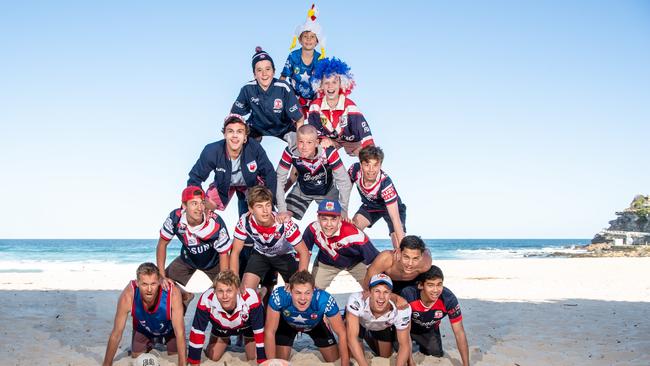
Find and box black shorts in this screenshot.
[359,325,396,356]
[210,324,254,339]
[356,204,407,234]
[275,316,337,348]
[411,328,443,357]
[391,282,418,297]
[239,246,278,287]
[244,250,297,284]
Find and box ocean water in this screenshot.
[0,238,589,266]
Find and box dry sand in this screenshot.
[1,257,649,365]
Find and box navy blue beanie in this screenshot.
[251,46,275,71]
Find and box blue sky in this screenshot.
[1,1,648,239]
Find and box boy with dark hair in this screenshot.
[363,236,432,295]
[276,124,352,221]
[402,266,469,366]
[187,270,267,365]
[265,270,349,365]
[187,113,277,215]
[231,47,304,150]
[229,186,311,291]
[349,145,406,258]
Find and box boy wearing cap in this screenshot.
[156,187,231,304]
[302,199,379,290]
[231,47,304,151]
[188,113,277,216]
[345,274,413,366]
[229,186,311,291]
[349,145,406,258]
[265,270,349,366]
[280,4,326,117]
[402,266,469,366]
[276,124,352,221]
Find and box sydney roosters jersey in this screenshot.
[402,286,462,334]
[278,146,344,196]
[307,95,374,147]
[160,209,231,270]
[303,221,379,268]
[233,212,302,257]
[348,163,404,211]
[188,288,266,364]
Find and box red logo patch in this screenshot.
[274,98,283,110]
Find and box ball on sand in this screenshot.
[260,359,291,366]
[133,353,159,366]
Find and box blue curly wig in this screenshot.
[311,57,356,96]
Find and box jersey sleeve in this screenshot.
[307,102,327,136]
[233,214,249,241]
[323,292,340,317]
[348,163,359,183]
[400,286,419,304]
[268,287,287,312]
[244,289,267,364]
[187,290,212,364]
[284,86,303,122]
[302,224,317,252]
[231,86,251,115]
[346,104,374,147]
[210,214,232,253]
[187,142,219,187]
[380,176,399,205]
[443,288,463,324]
[394,305,412,330]
[281,54,293,77]
[283,219,302,246]
[159,210,177,241]
[345,292,364,317]
[358,236,380,265]
[278,147,293,171]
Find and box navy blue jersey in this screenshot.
[269,287,339,331]
[278,146,343,196]
[281,49,320,101]
[231,79,303,138]
[403,286,462,334]
[348,162,404,212]
[131,280,173,338]
[160,209,231,270]
[303,221,378,268]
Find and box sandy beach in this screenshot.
[1,257,649,365]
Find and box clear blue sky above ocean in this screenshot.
[1,1,648,239]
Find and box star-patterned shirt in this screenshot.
[268,286,339,331]
[281,49,320,101]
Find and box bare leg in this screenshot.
[352,213,371,231]
[206,336,230,361]
[242,273,261,291]
[375,339,394,358]
[318,344,340,362]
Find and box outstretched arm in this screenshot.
[361,251,393,291]
[156,237,174,291]
[328,313,350,366]
[169,288,187,366]
[229,238,245,279]
[345,313,368,366]
[294,241,311,272]
[102,284,132,366]
[395,327,413,366]
[264,307,281,359]
[452,320,470,366]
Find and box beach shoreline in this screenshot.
[1,257,649,365]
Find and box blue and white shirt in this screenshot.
[281,49,321,101]
[269,287,339,331]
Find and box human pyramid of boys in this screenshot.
[103,5,469,366]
